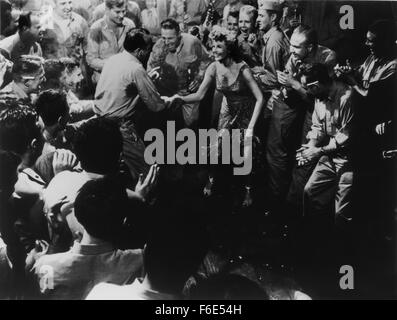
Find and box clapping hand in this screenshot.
[25,240,49,272]
[296,144,322,167]
[52,149,79,176]
[277,70,299,89]
[148,67,161,81]
[135,164,160,202]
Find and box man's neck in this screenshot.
[80,231,109,246]
[105,15,122,30]
[14,81,30,96]
[19,32,35,47]
[54,12,71,22]
[141,276,179,298]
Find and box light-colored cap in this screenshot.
[258,0,283,12]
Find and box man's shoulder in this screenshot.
[90,18,105,30]
[335,81,353,105]
[44,171,88,205]
[34,250,74,273]
[317,45,337,63]
[72,12,88,25]
[0,81,14,94]
[118,248,143,262]
[182,33,200,45]
[0,33,18,52]
[123,17,136,28]
[153,37,166,49]
[86,282,133,300]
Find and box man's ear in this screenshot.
[22,79,31,87]
[30,138,39,150]
[307,44,314,54]
[270,13,277,24]
[57,115,64,126]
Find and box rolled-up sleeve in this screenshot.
[132,66,166,113]
[334,93,354,147]
[307,102,326,144]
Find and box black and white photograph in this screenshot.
[0,0,396,304]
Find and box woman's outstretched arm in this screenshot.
[242,67,264,131]
[179,62,216,103]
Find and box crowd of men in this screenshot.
[0,0,396,300]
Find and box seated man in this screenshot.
[297,63,354,229]
[87,220,209,300]
[32,177,144,300]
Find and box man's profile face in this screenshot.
[106,4,127,26]
[290,32,310,62]
[55,0,73,19]
[28,15,43,42]
[301,75,327,100]
[256,9,272,32]
[365,31,378,55]
[27,67,46,94]
[161,28,181,53]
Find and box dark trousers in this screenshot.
[266,97,307,210]
[303,156,353,229]
[120,120,150,187]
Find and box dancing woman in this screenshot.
[166,27,264,207]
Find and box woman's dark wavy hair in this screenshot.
[212,34,243,63]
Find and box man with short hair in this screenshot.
[336,20,397,239]
[0,55,45,103]
[254,1,289,88]
[42,58,93,115]
[147,19,211,128]
[33,177,144,300]
[47,0,89,59]
[86,0,136,83]
[87,220,209,300]
[35,89,72,154]
[91,0,141,26]
[0,102,46,279]
[95,28,167,183]
[223,0,244,26]
[42,117,159,248]
[0,12,43,63]
[298,63,354,229]
[266,24,337,214]
[226,10,239,36]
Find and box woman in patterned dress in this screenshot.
[166,27,264,207]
